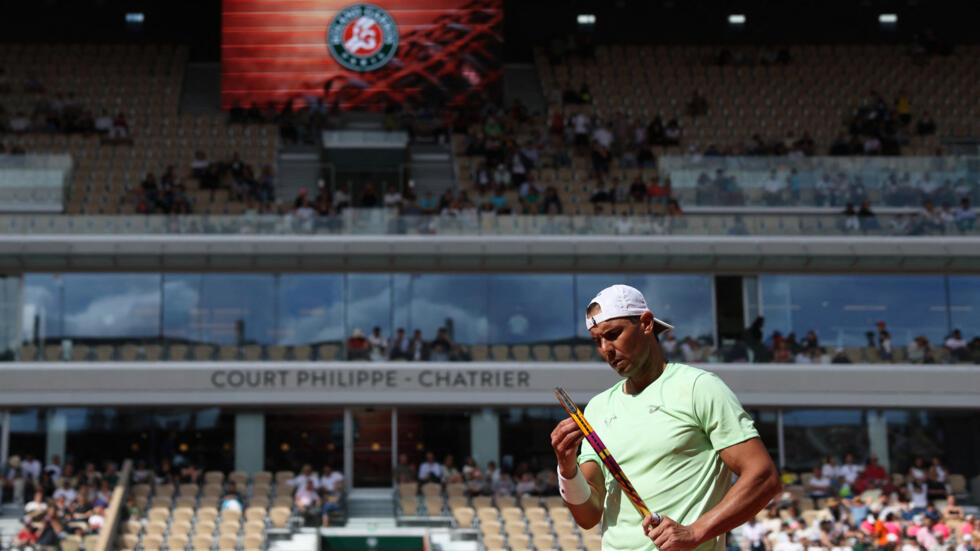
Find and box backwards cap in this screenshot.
[586,284,675,335]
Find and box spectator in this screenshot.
[389,328,410,360]
[409,329,428,361]
[93,110,113,134]
[762,170,785,206]
[878,330,893,361]
[858,200,880,231]
[293,479,320,520]
[383,185,403,208]
[927,457,948,498]
[14,523,38,551]
[333,183,351,211]
[429,327,455,362]
[629,177,647,203]
[808,467,831,499]
[108,112,129,141]
[945,329,969,362]
[441,455,463,484]
[773,340,792,363]
[367,326,387,361]
[394,454,415,483]
[24,491,47,522]
[680,336,700,363]
[916,112,936,135]
[842,203,861,231]
[359,183,380,208]
[906,335,930,363]
[320,482,343,526]
[319,465,344,493]
[346,329,369,360]
[831,348,852,364]
[590,180,613,204]
[418,452,442,483]
[288,465,318,490]
[954,198,977,232]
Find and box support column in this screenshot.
[867,410,890,472]
[1,410,10,466]
[470,408,500,468]
[234,411,265,474]
[776,409,786,470]
[45,409,67,465]
[343,409,354,487]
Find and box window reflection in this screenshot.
[277,274,344,345]
[489,275,575,344]
[393,274,489,344]
[163,274,276,345]
[947,276,980,339]
[781,409,868,472]
[760,275,949,346]
[348,274,392,338]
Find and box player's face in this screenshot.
[589,316,651,378]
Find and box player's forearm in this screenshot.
[567,485,605,529]
[689,464,781,544]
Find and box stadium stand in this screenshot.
[0,44,278,215]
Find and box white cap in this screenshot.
[586,284,674,335]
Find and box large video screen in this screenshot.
[222,0,503,110]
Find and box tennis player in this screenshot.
[551,284,781,551]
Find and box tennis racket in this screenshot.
[555,386,661,523]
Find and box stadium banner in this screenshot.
[221,0,503,110]
[0,363,977,408]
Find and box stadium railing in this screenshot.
[0,211,975,236]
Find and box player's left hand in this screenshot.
[643,514,701,551]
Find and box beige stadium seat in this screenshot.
[175,496,197,509]
[273,496,292,508]
[483,534,505,550]
[509,533,531,550]
[524,506,547,523]
[511,345,531,361]
[274,471,294,484]
[480,520,502,536]
[191,534,213,551]
[490,345,510,361]
[170,520,192,536]
[253,471,273,485]
[553,520,576,536]
[218,346,238,361]
[147,507,170,522]
[20,344,38,361]
[243,344,262,361]
[221,509,242,523]
[179,483,200,497]
[82,535,101,551]
[219,520,241,535]
[118,534,139,551]
[584,534,602,551]
[244,520,265,536]
[469,344,489,361]
[519,495,541,510]
[399,496,419,515]
[132,484,152,497]
[142,534,164,551]
[420,482,441,496]
[94,345,114,361]
[193,345,214,361]
[144,344,163,361]
[445,483,466,497]
[122,519,142,534]
[203,484,223,497]
[573,345,595,361]
[471,496,493,509]
[494,495,517,508]
[424,496,444,516]
[291,345,312,361]
[145,520,168,536]
[397,482,417,497]
[243,534,263,551]
[269,507,291,528]
[558,534,581,551]
[168,344,188,361]
[529,520,552,536]
[228,471,249,486]
[245,507,267,523]
[199,496,219,510]
[70,344,89,361]
[452,506,475,528]
[166,534,189,551]
[317,344,339,360]
[248,496,269,509]
[44,344,64,361]
[500,507,523,522]
[203,471,224,485]
[266,346,287,361]
[196,507,219,524]
[531,344,552,361]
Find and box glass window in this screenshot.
[277,274,345,345]
[347,274,392,339]
[58,407,235,470]
[498,407,566,474]
[23,274,162,343]
[489,275,574,344]
[393,274,489,344]
[163,274,276,344]
[760,275,949,347]
[947,276,980,341]
[265,408,345,472]
[396,409,473,472]
[8,408,47,460]
[781,409,868,472]
[884,409,979,479]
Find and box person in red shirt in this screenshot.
[15,523,38,548]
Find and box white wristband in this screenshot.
[558,465,591,505]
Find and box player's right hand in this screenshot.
[551,417,586,478]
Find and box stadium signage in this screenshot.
[209,368,531,389]
[326,3,399,72]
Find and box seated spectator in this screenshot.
[87,505,105,533]
[629,177,647,203]
[680,337,700,363]
[293,480,319,525]
[429,327,455,361]
[418,452,442,483]
[773,340,792,363]
[762,170,785,206]
[14,523,37,551]
[409,329,428,361]
[590,181,613,204]
[907,335,931,363]
[808,467,831,499]
[8,112,31,133]
[93,110,113,134]
[514,473,536,496]
[928,457,949,498]
[539,186,562,214]
[333,183,351,211]
[288,465,318,490]
[359,183,380,207]
[346,329,370,360]
[954,198,977,232]
[24,491,47,522]
[394,454,415,483]
[945,329,969,362]
[442,455,463,484]
[108,112,129,141]
[944,495,964,521]
[383,185,403,208]
[842,203,861,231]
[858,200,881,231]
[368,326,387,361]
[389,328,410,360]
[319,465,344,493]
[320,483,343,526]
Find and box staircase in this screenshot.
[277,145,321,204]
[346,488,396,519]
[503,63,546,115]
[408,144,455,197]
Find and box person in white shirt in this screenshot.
[332,183,351,210]
[592,124,614,149]
[53,480,77,504]
[838,453,862,484]
[808,467,831,499]
[319,465,344,493]
[94,110,113,133]
[821,457,838,480]
[288,465,319,490]
[762,170,785,205]
[741,517,768,551]
[367,326,387,362]
[88,506,106,531]
[8,112,31,132]
[294,480,320,509]
[382,185,403,208]
[22,455,41,481]
[45,456,62,482]
[945,329,969,362]
[418,452,442,483]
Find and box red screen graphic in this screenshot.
[221,0,503,110]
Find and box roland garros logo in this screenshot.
[326,3,399,72]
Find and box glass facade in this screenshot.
[759,274,978,347]
[20,272,716,348]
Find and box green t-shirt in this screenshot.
[577,362,759,551]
